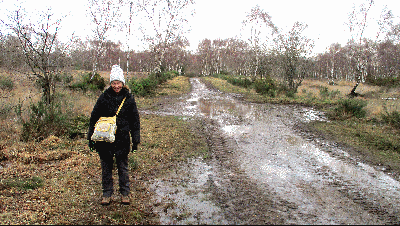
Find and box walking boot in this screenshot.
[121,195,130,205]
[101,196,111,206]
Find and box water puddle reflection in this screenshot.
[151,77,400,224]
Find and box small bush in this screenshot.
[365,76,400,87]
[128,71,177,97]
[22,101,65,141]
[21,100,88,141]
[285,90,296,98]
[381,110,400,128]
[328,98,367,119]
[55,72,74,85]
[128,77,157,96]
[319,86,341,99]
[214,73,253,88]
[319,86,330,98]
[0,76,14,91]
[254,77,277,97]
[226,76,253,88]
[160,70,179,82]
[69,72,106,92]
[86,72,106,91]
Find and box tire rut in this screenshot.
[145,77,400,225]
[199,117,293,224]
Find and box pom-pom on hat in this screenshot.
[110,65,125,84]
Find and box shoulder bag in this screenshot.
[91,97,126,143]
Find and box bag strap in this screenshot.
[115,97,126,116]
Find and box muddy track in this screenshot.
[142,78,400,225]
[200,117,287,224]
[293,121,400,223]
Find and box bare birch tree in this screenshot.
[346,0,393,96]
[4,7,67,104]
[134,0,195,75]
[242,5,313,93]
[275,22,314,92]
[241,5,278,80]
[88,0,123,77]
[125,1,134,77]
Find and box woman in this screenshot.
[87,64,140,206]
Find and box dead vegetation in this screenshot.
[1,70,400,224]
[0,72,204,225]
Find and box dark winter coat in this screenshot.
[87,86,140,155]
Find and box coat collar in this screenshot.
[104,86,129,97]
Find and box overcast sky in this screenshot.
[2,0,400,55]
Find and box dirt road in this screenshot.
[143,78,400,224]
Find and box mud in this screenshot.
[142,78,400,224]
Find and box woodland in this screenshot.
[0,0,399,99]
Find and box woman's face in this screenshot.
[111,80,123,94]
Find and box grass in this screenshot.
[133,113,209,178]
[1,70,400,224]
[1,176,43,190]
[0,72,208,225]
[310,119,400,172]
[135,75,192,110]
[203,76,400,175]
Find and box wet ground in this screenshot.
[142,78,400,224]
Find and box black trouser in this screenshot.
[98,148,130,197]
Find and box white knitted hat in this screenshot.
[110,65,125,84]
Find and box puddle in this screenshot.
[149,158,229,225]
[301,108,328,122]
[148,77,400,224]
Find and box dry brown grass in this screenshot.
[155,75,191,96]
[0,113,206,224]
[1,69,151,118]
[1,71,400,224]
[297,79,354,98]
[203,76,399,113]
[0,71,212,225]
[292,79,399,118]
[0,70,208,224]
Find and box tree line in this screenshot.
[1,0,399,103]
[2,31,400,78]
[2,28,399,80]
